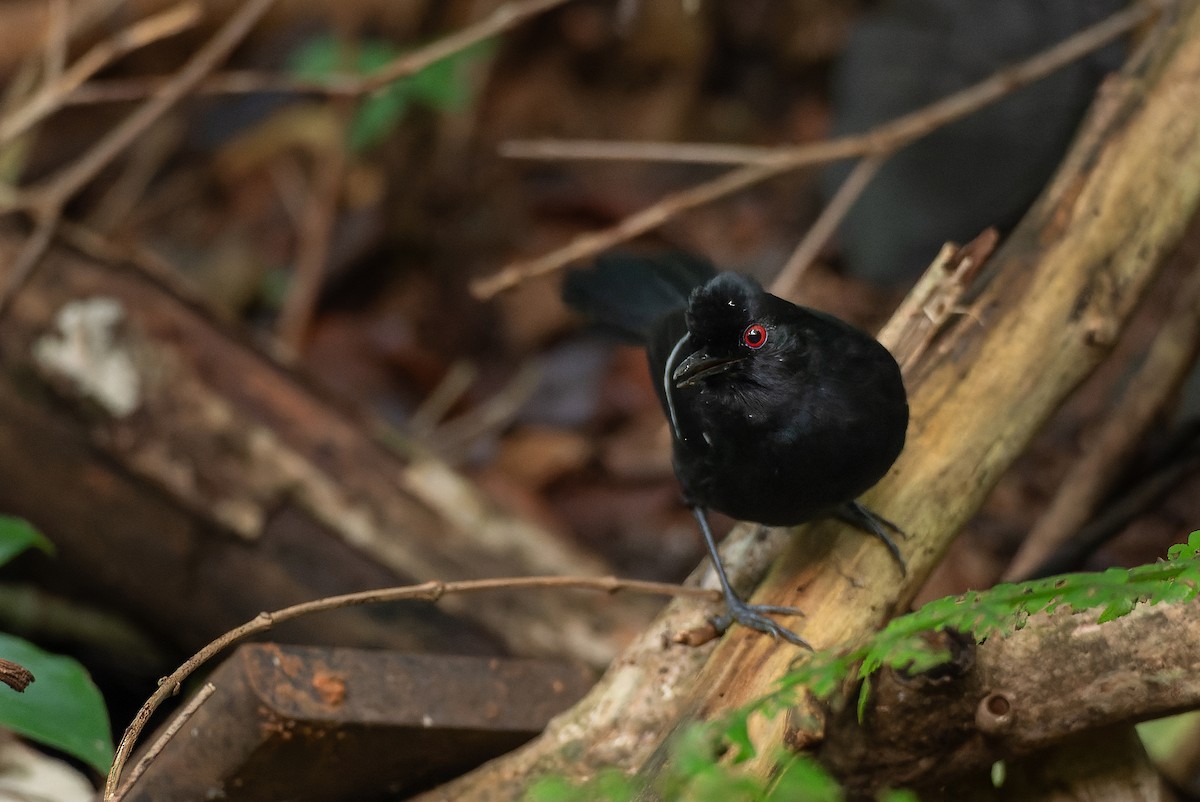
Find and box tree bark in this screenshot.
[822,601,1199,798]
[0,233,651,664]
[422,3,1200,797]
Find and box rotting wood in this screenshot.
[821,601,1200,798]
[120,644,596,801]
[0,233,655,665]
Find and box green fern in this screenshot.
[528,533,1200,801]
[766,528,1200,732]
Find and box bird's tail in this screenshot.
[562,251,716,343]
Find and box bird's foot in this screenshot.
[836,500,908,576]
[711,598,811,649]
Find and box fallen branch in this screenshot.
[470,0,1162,300]
[1005,253,1200,580]
[822,601,1200,797]
[59,0,572,105]
[103,574,718,801]
[0,0,278,315]
[0,658,34,692]
[0,2,202,147]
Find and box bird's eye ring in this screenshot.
[742,323,768,349]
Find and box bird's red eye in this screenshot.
[742,323,767,349]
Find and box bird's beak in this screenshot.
[673,348,741,388]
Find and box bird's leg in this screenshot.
[691,506,811,649]
[835,500,908,576]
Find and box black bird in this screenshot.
[564,252,909,647]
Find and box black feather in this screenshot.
[562,251,716,342]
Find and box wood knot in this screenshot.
[975,690,1015,734]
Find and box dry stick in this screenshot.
[0,658,34,692]
[499,139,784,166]
[409,360,479,435]
[62,71,356,105]
[474,159,789,299]
[770,153,885,298]
[0,0,567,318]
[471,0,1162,300]
[1003,254,1200,580]
[424,361,542,458]
[275,113,349,353]
[352,0,570,95]
[102,575,717,801]
[0,1,202,146]
[61,0,572,106]
[0,0,277,317]
[115,682,216,798]
[43,0,69,83]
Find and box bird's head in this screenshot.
[673,273,795,389]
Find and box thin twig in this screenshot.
[62,0,571,107]
[22,0,274,212]
[62,72,362,105]
[500,139,784,166]
[470,0,1163,299]
[771,154,885,298]
[275,109,349,354]
[0,658,34,692]
[115,682,216,798]
[103,574,717,800]
[0,210,61,316]
[0,0,276,317]
[428,361,542,459]
[43,0,69,82]
[0,2,202,147]
[354,0,570,95]
[472,159,787,298]
[1004,253,1200,580]
[409,360,479,435]
[876,228,998,369]
[1024,446,1200,580]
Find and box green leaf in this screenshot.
[594,771,638,801]
[529,536,1200,802]
[1168,531,1200,561]
[857,675,871,723]
[0,633,113,773]
[0,516,53,567]
[722,713,756,763]
[287,34,349,79]
[288,34,492,153]
[991,759,1007,788]
[525,776,574,802]
[403,40,494,109]
[348,86,409,152]
[1098,595,1136,623]
[525,771,638,802]
[766,754,843,801]
[880,789,921,802]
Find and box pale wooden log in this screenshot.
[0,232,651,664]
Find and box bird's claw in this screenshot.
[837,500,909,576]
[712,600,812,649]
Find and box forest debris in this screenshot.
[32,297,141,417]
[0,658,33,692]
[822,601,1200,797]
